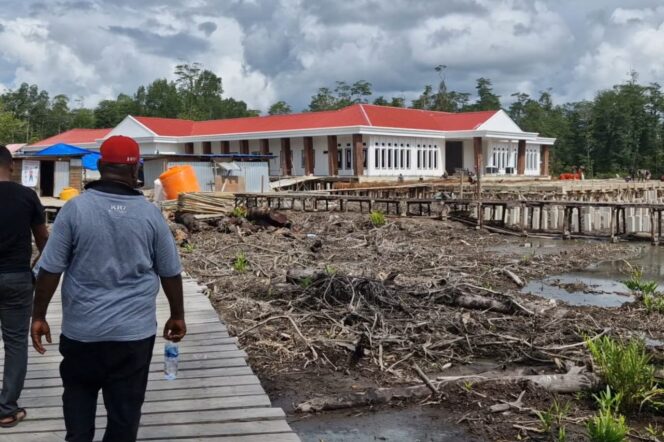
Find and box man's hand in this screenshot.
[163,318,186,342]
[31,319,52,354]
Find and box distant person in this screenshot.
[31,136,186,442]
[0,144,48,427]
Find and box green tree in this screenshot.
[374,96,406,107]
[48,94,71,134]
[70,108,96,128]
[470,77,501,111]
[1,83,50,141]
[0,102,27,144]
[309,87,337,112]
[175,63,225,120]
[144,79,181,118]
[268,101,292,115]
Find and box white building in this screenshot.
[29,104,555,184]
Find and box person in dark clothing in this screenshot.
[0,145,49,427]
[31,136,186,442]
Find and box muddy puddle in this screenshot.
[288,406,479,442]
[517,239,664,307]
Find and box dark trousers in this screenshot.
[59,334,155,442]
[0,271,33,419]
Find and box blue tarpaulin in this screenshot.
[34,143,100,170]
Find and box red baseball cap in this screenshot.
[100,136,140,164]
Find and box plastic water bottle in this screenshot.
[164,342,179,380]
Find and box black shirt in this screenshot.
[0,182,46,273]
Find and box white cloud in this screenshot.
[572,6,664,99]
[0,0,664,112]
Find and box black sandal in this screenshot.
[0,408,26,428]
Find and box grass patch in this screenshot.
[586,387,629,442]
[535,399,571,440]
[231,206,248,218]
[233,252,249,273]
[622,264,664,313]
[369,210,386,227]
[586,335,658,412]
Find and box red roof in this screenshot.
[133,104,498,137]
[30,128,112,147]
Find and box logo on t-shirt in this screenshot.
[109,204,127,215]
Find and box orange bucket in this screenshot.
[159,165,200,200]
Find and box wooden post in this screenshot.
[303,136,314,176]
[609,208,616,243]
[476,202,483,229]
[327,135,338,176]
[221,140,230,154]
[538,205,544,231]
[520,204,528,236]
[280,138,292,176]
[259,139,270,155]
[517,140,526,175]
[651,209,658,245]
[352,134,364,176]
[578,207,584,235]
[240,140,250,155]
[473,137,482,205]
[540,145,550,176]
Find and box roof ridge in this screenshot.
[358,104,372,126]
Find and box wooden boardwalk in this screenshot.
[0,278,300,441]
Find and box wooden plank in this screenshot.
[22,366,255,388]
[3,395,273,423]
[4,278,298,441]
[19,384,267,408]
[24,357,248,380]
[134,420,294,440]
[4,408,286,434]
[159,435,301,442]
[20,374,262,398]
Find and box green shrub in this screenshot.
[231,206,248,218]
[586,336,654,412]
[623,266,658,295]
[233,252,249,272]
[643,293,664,314]
[369,210,386,227]
[586,387,629,442]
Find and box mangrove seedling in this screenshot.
[233,252,249,272]
[370,210,386,227]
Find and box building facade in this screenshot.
[28,104,555,182]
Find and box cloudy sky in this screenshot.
[0,0,663,113]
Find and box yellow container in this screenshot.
[59,187,80,201]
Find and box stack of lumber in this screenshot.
[177,192,235,214]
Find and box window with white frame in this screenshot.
[345,146,352,170]
[525,145,540,173]
[374,145,380,169]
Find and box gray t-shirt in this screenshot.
[40,187,182,342]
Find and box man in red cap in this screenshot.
[31,135,186,442]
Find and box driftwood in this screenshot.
[295,368,600,413]
[435,290,517,314]
[246,208,290,228]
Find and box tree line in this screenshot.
[1,63,662,176]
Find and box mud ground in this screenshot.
[179,212,663,441]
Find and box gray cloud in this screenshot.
[198,21,217,36]
[1,0,663,112]
[106,26,210,59]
